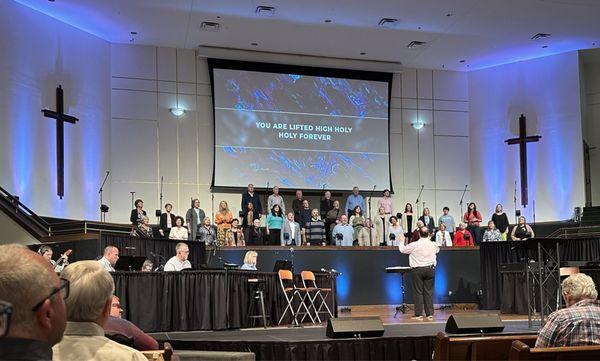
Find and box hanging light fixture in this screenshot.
[170,50,186,117]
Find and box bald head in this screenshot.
[0,244,66,345]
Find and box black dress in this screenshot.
[491,212,510,233]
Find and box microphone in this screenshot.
[125,246,136,250]
[331,269,342,275]
[289,247,294,253]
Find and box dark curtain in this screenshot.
[167,336,435,361]
[113,270,336,332]
[101,234,206,268]
[480,239,600,311]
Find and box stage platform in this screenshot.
[151,308,540,361]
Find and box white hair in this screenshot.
[176,242,188,252]
[0,245,56,336]
[61,261,114,322]
[562,273,598,302]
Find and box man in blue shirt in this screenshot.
[438,206,456,236]
[332,215,354,247]
[345,186,365,215]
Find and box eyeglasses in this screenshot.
[32,278,69,311]
[0,301,12,338]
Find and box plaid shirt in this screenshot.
[535,299,600,348]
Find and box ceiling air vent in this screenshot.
[531,33,551,40]
[200,22,220,32]
[255,6,276,16]
[407,41,427,49]
[378,18,399,28]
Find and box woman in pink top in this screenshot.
[377,189,394,216]
[463,202,483,245]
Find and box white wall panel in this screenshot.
[434,110,469,136]
[111,44,156,80]
[433,70,468,101]
[110,118,158,183]
[434,136,470,190]
[157,47,176,81]
[112,89,158,120]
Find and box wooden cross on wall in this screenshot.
[41,85,79,199]
[505,114,541,207]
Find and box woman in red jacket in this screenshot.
[454,223,474,247]
[463,202,483,244]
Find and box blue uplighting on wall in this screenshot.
[385,274,402,303]
[434,264,448,302]
[334,265,350,303]
[11,98,33,205]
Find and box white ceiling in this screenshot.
[14,0,600,71]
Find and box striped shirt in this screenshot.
[305,219,326,245]
[535,299,600,348]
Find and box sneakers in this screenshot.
[426,316,434,321]
[411,315,423,320]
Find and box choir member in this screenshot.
[377,189,394,216]
[349,205,365,244]
[435,223,452,247]
[246,219,264,246]
[135,216,154,238]
[358,218,374,246]
[266,204,284,245]
[463,202,483,244]
[130,199,147,225]
[419,207,435,232]
[325,200,343,242]
[411,220,425,243]
[215,201,233,245]
[292,190,304,220]
[345,186,365,215]
[281,212,301,246]
[438,206,456,236]
[299,199,312,229]
[185,198,205,241]
[483,220,502,242]
[242,202,260,234]
[388,216,405,246]
[320,190,334,220]
[491,204,510,240]
[373,206,389,246]
[169,216,189,240]
[226,219,245,246]
[401,203,416,237]
[332,215,354,247]
[511,216,535,240]
[158,203,175,238]
[305,209,327,246]
[267,186,285,214]
[241,184,262,217]
[197,217,217,244]
[454,223,474,247]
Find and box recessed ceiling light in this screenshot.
[360,52,367,55]
[251,42,258,46]
[378,18,399,28]
[48,0,55,2]
[407,41,427,49]
[531,33,551,40]
[216,16,221,19]
[255,6,276,16]
[542,45,548,48]
[324,19,332,23]
[459,59,466,63]
[200,21,220,32]
[418,26,422,30]
[445,13,453,17]
[130,31,137,35]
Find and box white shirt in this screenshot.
[166,212,172,228]
[164,256,191,271]
[435,231,453,247]
[98,257,115,272]
[169,226,189,240]
[398,237,440,268]
[289,222,297,241]
[388,224,404,246]
[194,208,201,226]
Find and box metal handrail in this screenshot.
[0,186,50,236]
[547,225,600,239]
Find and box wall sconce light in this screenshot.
[412,119,425,130]
[169,107,186,117]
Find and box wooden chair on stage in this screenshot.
[277,270,315,326]
[434,332,537,360]
[509,340,600,360]
[300,270,334,323]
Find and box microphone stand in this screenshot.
[130,191,136,210]
[514,181,518,224]
[368,185,376,242]
[158,176,164,221]
[98,171,109,222]
[211,191,215,224]
[264,181,269,220]
[532,199,536,235]
[459,185,468,219]
[415,185,424,218]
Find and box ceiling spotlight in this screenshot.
[407,41,427,49]
[412,119,425,130]
[360,52,367,55]
[324,19,332,23]
[251,42,258,46]
[378,18,399,28]
[459,59,466,63]
[255,6,276,16]
[531,33,551,40]
[542,45,548,48]
[169,107,186,117]
[200,21,220,32]
[130,31,137,35]
[445,13,453,17]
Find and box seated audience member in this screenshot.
[134,216,154,238]
[169,216,188,240]
[418,208,435,233]
[52,261,147,361]
[105,296,158,351]
[357,218,374,246]
[240,251,258,270]
[215,201,233,246]
[268,186,286,214]
[410,220,425,243]
[266,204,284,246]
[281,212,301,246]
[388,216,404,247]
[246,219,264,246]
[197,217,217,244]
[164,243,191,271]
[349,206,365,244]
[435,223,453,247]
[140,259,153,272]
[373,207,389,245]
[226,219,245,246]
[511,216,535,240]
[39,245,70,273]
[332,215,354,247]
[491,204,510,240]
[438,207,456,237]
[98,246,119,272]
[482,221,502,242]
[130,199,146,225]
[0,244,67,360]
[536,273,600,348]
[325,200,343,241]
[158,203,175,238]
[305,209,327,246]
[453,223,474,247]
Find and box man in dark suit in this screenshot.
[241,184,262,217]
[158,203,176,238]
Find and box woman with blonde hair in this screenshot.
[241,250,258,270]
[215,200,233,246]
